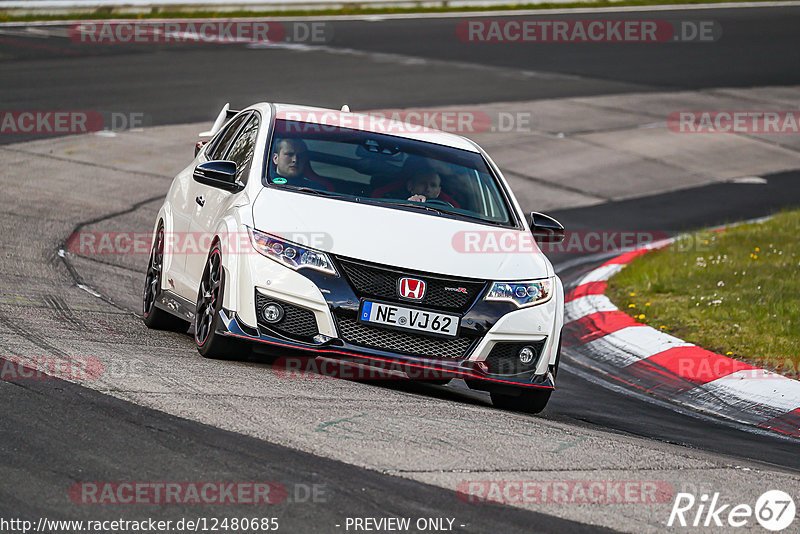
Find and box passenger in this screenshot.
[406,170,443,203]
[371,156,459,207]
[405,160,460,208]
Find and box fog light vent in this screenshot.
[261,303,284,323]
[518,346,536,365]
[485,340,547,376]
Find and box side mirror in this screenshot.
[193,160,243,192]
[530,212,565,243]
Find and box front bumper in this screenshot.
[221,250,563,391]
[218,308,555,390]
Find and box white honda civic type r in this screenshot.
[143,102,566,413]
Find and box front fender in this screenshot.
[548,275,565,368]
[152,202,172,289]
[214,214,243,312]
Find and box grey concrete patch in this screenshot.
[710,86,800,107]
[7,123,197,178]
[491,136,709,201]
[738,132,800,154]
[502,170,605,212]
[423,85,800,210]
[579,127,800,181]
[467,99,654,143]
[571,87,800,121]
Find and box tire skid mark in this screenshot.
[57,193,165,313]
[43,293,86,331]
[52,193,258,404]
[0,312,73,360]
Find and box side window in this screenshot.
[226,115,260,184]
[479,178,500,219]
[206,113,249,161]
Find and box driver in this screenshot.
[270,138,336,192]
[272,138,311,184]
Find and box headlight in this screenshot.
[247,227,338,276]
[485,278,553,308]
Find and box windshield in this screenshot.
[263,119,515,226]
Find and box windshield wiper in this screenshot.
[374,199,445,216]
[278,185,346,198]
[449,211,509,226]
[372,199,512,226]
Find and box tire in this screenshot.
[142,224,190,332]
[490,388,552,414]
[194,243,247,360]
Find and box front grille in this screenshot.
[485,340,547,376]
[337,257,486,313]
[335,313,476,360]
[256,292,318,341]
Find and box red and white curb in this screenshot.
[563,241,800,438]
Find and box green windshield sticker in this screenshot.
[272,177,287,184]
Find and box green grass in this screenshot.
[0,0,794,22]
[607,209,800,379]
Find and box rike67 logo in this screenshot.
[668,490,796,531]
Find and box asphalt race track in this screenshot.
[1,6,800,533]
[2,5,800,143]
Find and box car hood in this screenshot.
[251,188,552,280]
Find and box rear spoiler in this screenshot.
[199,103,241,138]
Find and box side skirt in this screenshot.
[154,290,195,322]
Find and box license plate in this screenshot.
[359,301,459,338]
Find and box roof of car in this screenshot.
[265,102,480,153]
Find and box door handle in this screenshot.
[195,196,205,207]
